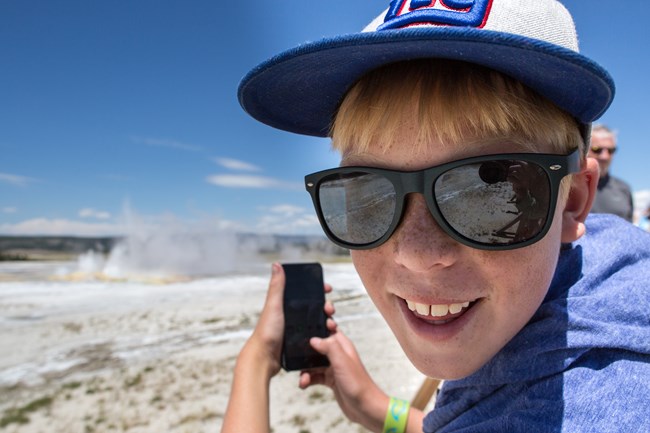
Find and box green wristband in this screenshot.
[382,396,410,433]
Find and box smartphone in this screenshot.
[281,262,330,371]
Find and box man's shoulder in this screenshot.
[605,174,632,193]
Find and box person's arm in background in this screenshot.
[221,262,286,433]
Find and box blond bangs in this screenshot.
[330,60,583,157]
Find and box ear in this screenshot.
[561,157,599,243]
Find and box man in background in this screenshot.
[588,124,634,222]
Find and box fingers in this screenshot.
[323,283,336,330]
[299,369,330,389]
[299,371,311,389]
[326,317,338,333]
[299,371,317,389]
[324,299,336,316]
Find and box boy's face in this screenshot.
[343,127,566,380]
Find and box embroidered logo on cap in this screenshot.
[378,0,493,30]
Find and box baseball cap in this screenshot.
[238,0,615,138]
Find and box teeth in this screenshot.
[415,303,430,315]
[406,299,472,317]
[430,304,449,317]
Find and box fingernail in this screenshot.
[272,263,281,275]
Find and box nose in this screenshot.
[389,194,460,271]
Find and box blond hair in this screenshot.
[330,60,583,157]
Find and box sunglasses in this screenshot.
[305,149,581,251]
[590,146,617,155]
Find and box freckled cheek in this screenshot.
[483,246,556,323]
[351,249,392,302]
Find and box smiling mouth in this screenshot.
[403,298,477,324]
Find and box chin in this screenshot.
[401,342,491,381]
[415,360,484,381]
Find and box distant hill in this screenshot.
[0,233,347,261]
[0,236,119,260]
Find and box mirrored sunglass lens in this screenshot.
[434,160,550,245]
[318,172,396,245]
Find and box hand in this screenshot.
[299,329,390,432]
[244,263,335,376]
[239,262,286,377]
[222,263,286,433]
[223,262,335,433]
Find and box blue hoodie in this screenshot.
[423,214,650,432]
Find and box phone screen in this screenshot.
[281,262,330,371]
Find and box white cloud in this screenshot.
[2,207,17,214]
[290,214,321,228]
[205,174,302,190]
[264,204,307,217]
[254,204,320,234]
[0,205,321,238]
[0,172,36,187]
[131,136,202,152]
[79,208,112,220]
[0,218,124,237]
[213,157,261,172]
[255,213,321,234]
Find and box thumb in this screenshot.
[309,334,338,357]
[310,331,359,367]
[252,262,285,342]
[264,262,285,309]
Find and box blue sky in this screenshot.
[1,0,649,237]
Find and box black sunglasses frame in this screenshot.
[305,149,581,251]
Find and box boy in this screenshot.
[223,1,650,432]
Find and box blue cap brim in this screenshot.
[238,27,615,137]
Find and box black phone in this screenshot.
[281,262,330,371]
